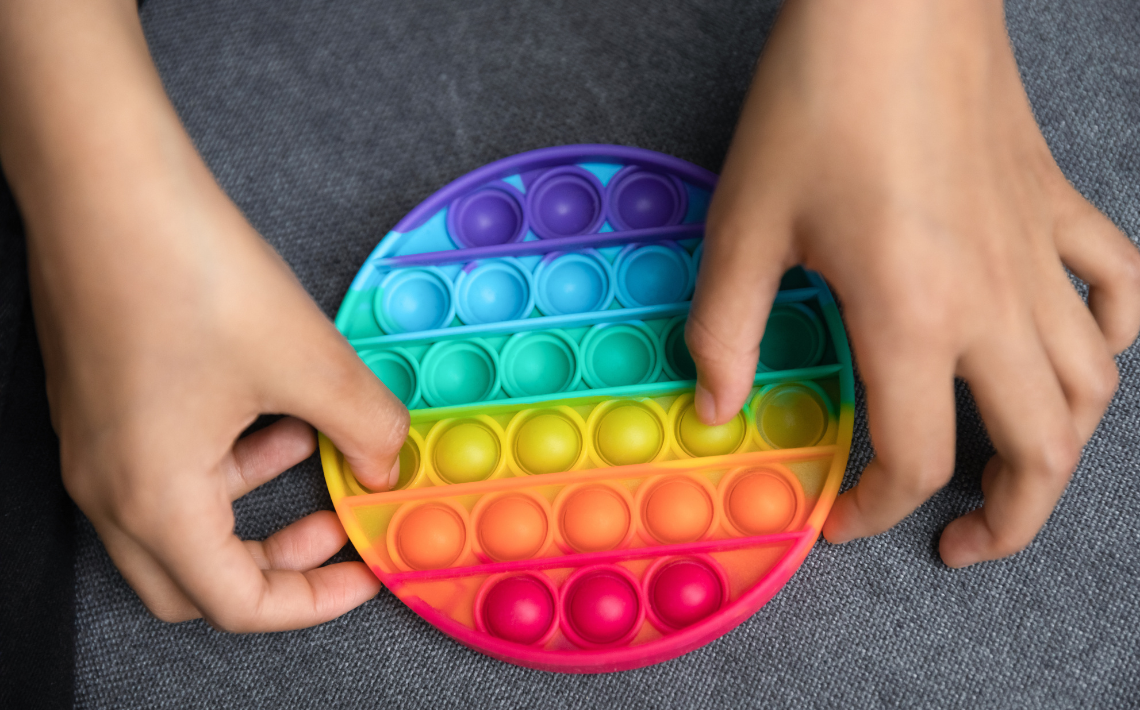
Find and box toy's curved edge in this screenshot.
[319,433,387,586]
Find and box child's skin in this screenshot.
[1,0,1136,634]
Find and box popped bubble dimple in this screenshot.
[754,384,829,450]
[559,485,631,552]
[360,348,419,406]
[447,186,526,248]
[593,403,663,466]
[564,568,641,646]
[533,251,614,316]
[662,317,697,381]
[394,435,421,490]
[455,259,534,325]
[614,243,694,308]
[675,401,746,458]
[527,168,605,239]
[643,477,713,544]
[481,575,556,645]
[421,340,498,406]
[477,495,548,561]
[581,324,659,389]
[607,168,687,231]
[758,304,825,371]
[501,332,579,398]
[396,504,465,570]
[514,412,582,475]
[727,469,800,535]
[649,559,723,629]
[433,420,501,483]
[374,268,455,334]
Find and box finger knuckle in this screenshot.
[989,527,1035,559]
[1081,357,1120,411]
[1028,430,1082,482]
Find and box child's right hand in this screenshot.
[687,0,1140,567]
[1,0,407,630]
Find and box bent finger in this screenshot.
[823,341,956,543]
[225,416,316,501]
[939,326,1080,567]
[243,511,349,572]
[268,319,409,491]
[1034,266,1119,439]
[1054,200,1140,353]
[687,197,793,425]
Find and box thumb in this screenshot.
[686,199,794,425]
[269,321,410,491]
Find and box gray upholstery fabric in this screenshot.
[74,1,1140,707]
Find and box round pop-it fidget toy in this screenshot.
[320,145,854,673]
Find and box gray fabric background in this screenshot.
[73,1,1140,707]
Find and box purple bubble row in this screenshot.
[446,165,690,249]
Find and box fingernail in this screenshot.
[388,454,402,490]
[694,382,718,425]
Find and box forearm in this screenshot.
[0,0,202,238]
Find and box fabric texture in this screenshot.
[4,0,1135,707]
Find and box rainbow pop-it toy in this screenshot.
[320,145,854,673]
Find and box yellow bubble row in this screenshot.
[343,381,837,496]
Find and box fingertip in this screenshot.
[387,454,401,490]
[938,513,987,568]
[820,494,858,545]
[694,382,719,426]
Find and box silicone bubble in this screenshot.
[360,348,420,406]
[527,167,606,239]
[607,168,687,231]
[432,419,502,484]
[374,267,455,334]
[649,559,723,629]
[581,323,660,389]
[395,504,466,570]
[481,575,556,645]
[590,401,664,466]
[753,384,829,450]
[455,258,535,325]
[673,398,746,458]
[758,304,825,372]
[477,494,549,561]
[563,567,642,646]
[614,243,694,308]
[421,340,499,406]
[642,477,713,544]
[662,316,697,381]
[512,410,583,475]
[726,468,802,536]
[447,185,527,248]
[500,331,580,398]
[533,250,615,316]
[557,485,631,553]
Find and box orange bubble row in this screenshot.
[383,465,807,572]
